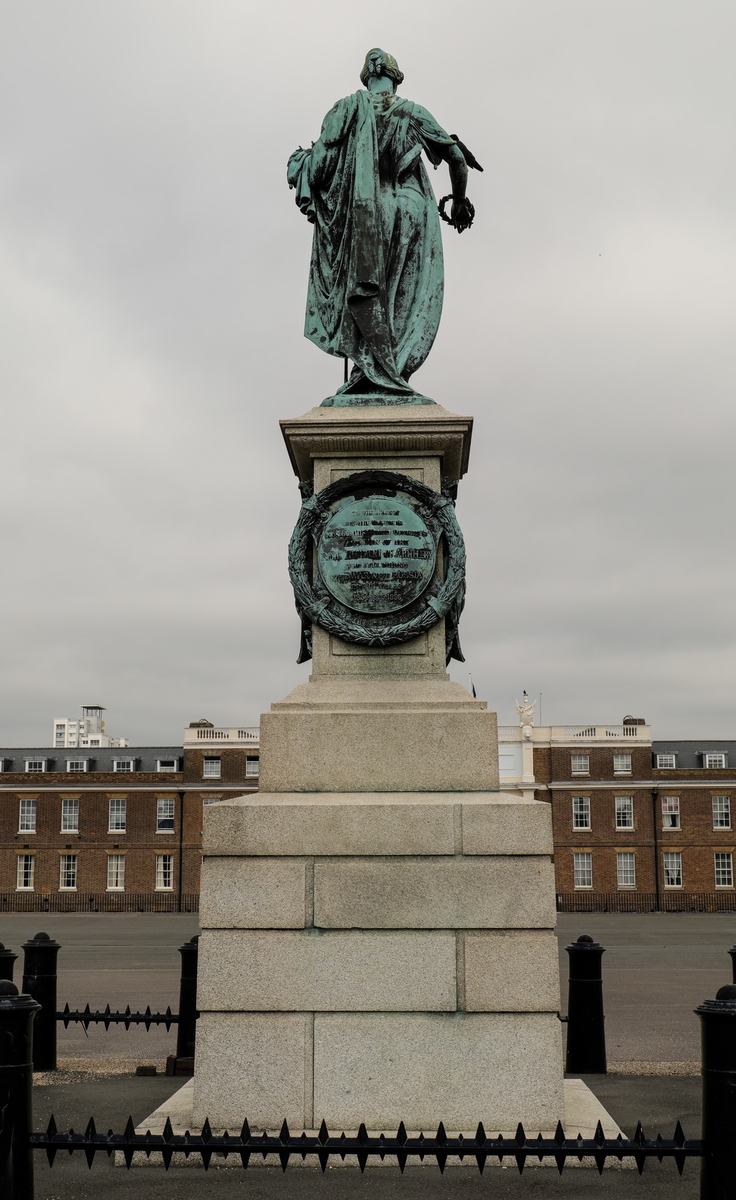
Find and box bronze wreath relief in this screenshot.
[288,470,466,664]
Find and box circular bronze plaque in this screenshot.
[316,495,437,615]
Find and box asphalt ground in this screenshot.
[1,911,735,1065]
[29,1074,703,1200]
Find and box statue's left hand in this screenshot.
[451,197,474,234]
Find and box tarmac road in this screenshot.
[29,1074,702,1200]
[1,910,735,1066]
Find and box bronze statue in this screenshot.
[288,48,481,403]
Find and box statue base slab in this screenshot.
[194,789,564,1132]
[321,391,436,407]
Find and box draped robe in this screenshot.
[288,90,456,394]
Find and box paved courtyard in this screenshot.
[2,911,726,1198]
[2,910,735,1065]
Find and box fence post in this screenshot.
[0,981,41,1200]
[0,942,17,982]
[728,945,736,983]
[22,932,60,1071]
[176,935,199,1060]
[696,984,736,1200]
[564,933,607,1074]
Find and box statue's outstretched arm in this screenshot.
[443,143,473,234]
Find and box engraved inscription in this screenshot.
[317,496,437,614]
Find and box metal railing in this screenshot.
[558,891,736,913]
[0,892,199,913]
[2,931,199,1071]
[4,937,736,1197]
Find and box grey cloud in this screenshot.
[0,0,734,743]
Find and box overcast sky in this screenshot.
[1,1,735,745]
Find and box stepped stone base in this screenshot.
[193,789,564,1132]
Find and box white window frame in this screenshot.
[705,753,727,769]
[661,796,680,830]
[108,797,127,833]
[155,853,174,891]
[156,797,176,833]
[615,796,634,829]
[25,759,46,774]
[18,798,37,833]
[616,851,636,889]
[656,754,676,768]
[663,851,683,888]
[106,854,126,891]
[203,758,221,778]
[157,758,179,773]
[65,759,88,773]
[712,795,731,830]
[613,753,632,775]
[245,756,260,777]
[16,854,35,891]
[61,797,79,833]
[572,796,591,830]
[59,853,78,891]
[571,754,590,776]
[715,852,734,889]
[113,759,135,773]
[573,851,593,889]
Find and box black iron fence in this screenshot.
[0,930,199,1072]
[0,892,199,913]
[3,934,736,1197]
[558,891,736,913]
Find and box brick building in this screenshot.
[499,718,736,911]
[0,720,259,911]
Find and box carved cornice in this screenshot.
[280,406,473,482]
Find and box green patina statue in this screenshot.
[288,48,481,404]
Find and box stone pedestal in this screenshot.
[193,400,564,1132]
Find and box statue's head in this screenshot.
[360,48,404,90]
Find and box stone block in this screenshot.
[202,793,457,857]
[314,858,557,929]
[463,931,561,1011]
[259,708,498,793]
[198,930,456,1012]
[199,858,307,929]
[313,1012,564,1130]
[462,796,553,855]
[192,1012,310,1129]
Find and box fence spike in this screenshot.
[396,1120,407,1145]
[674,1119,686,1148]
[201,1118,212,1143]
[124,1004,132,1031]
[45,1115,58,1166]
[594,1120,605,1146]
[475,1121,486,1146]
[515,1122,526,1146]
[239,1117,250,1142]
[554,1120,565,1145]
[338,1131,347,1162]
[357,1122,368,1145]
[634,1120,646,1146]
[318,1118,329,1145]
[84,1115,97,1163]
[162,1117,173,1142]
[436,1121,447,1146]
[279,1118,290,1143]
[62,1002,71,1029]
[144,1005,152,1032]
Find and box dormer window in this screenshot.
[66,759,88,773]
[704,753,727,769]
[113,759,135,773]
[656,754,676,768]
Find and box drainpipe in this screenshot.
[178,790,185,914]
[651,789,660,913]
